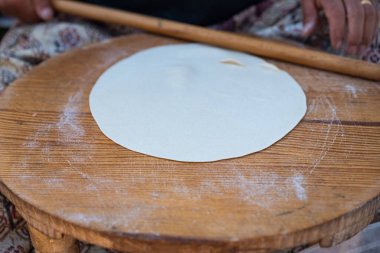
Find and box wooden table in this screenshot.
[0,34,379,253]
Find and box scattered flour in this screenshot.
[166,166,308,209]
[308,96,344,175]
[307,98,317,114]
[345,84,358,98]
[58,204,157,233]
[62,213,105,225]
[344,84,368,99]
[57,91,85,139]
[291,175,307,201]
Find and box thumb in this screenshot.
[33,0,53,21]
[301,0,319,37]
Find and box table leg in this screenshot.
[28,225,79,253]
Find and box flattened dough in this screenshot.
[90,44,307,162]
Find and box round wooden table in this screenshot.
[0,34,379,253]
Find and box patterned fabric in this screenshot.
[221,0,380,62]
[0,195,29,253]
[0,0,379,252]
[0,15,137,92]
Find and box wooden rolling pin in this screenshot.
[52,0,380,81]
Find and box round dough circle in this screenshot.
[90,44,307,162]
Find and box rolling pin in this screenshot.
[52,0,380,81]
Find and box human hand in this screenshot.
[301,0,379,56]
[0,0,53,23]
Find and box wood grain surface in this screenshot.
[0,34,379,253]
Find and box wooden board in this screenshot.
[0,34,379,253]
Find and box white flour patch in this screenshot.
[57,90,85,140]
[232,170,292,208]
[199,180,221,194]
[18,174,33,180]
[291,175,307,201]
[307,98,317,114]
[147,165,292,209]
[345,84,358,98]
[63,213,105,225]
[232,171,278,204]
[58,204,157,233]
[22,124,52,149]
[344,84,368,99]
[202,166,291,208]
[43,178,65,184]
[85,184,98,191]
[20,54,117,166]
[171,182,200,199]
[21,89,87,166]
[308,96,344,174]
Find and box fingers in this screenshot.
[318,0,346,49]
[374,4,380,43]
[301,0,319,37]
[0,0,40,23]
[361,1,377,54]
[33,0,53,21]
[303,0,378,56]
[343,0,365,55]
[0,0,52,23]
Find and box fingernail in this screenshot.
[40,8,53,20]
[302,22,314,37]
[336,40,343,50]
